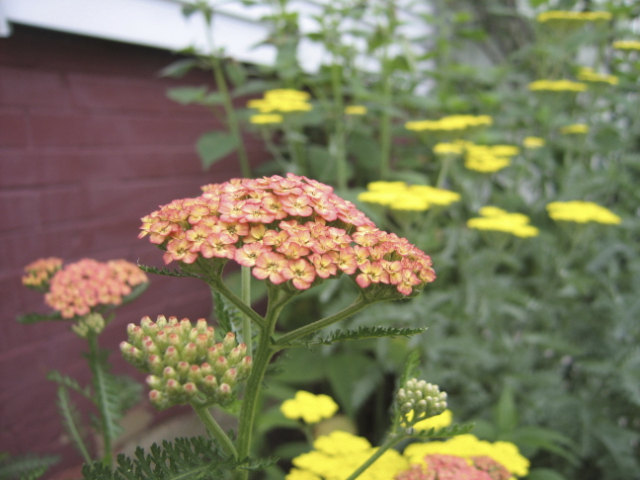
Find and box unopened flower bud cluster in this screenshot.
[71,313,105,338]
[397,378,447,426]
[120,315,252,409]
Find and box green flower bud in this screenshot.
[218,383,232,400]
[147,355,164,375]
[201,362,214,377]
[165,378,182,395]
[127,324,144,346]
[196,318,208,334]
[149,389,165,408]
[155,330,169,352]
[146,375,163,390]
[237,356,253,378]
[222,368,238,386]
[227,345,245,364]
[162,366,177,380]
[401,402,413,414]
[195,334,210,358]
[202,374,218,393]
[214,356,228,375]
[164,346,180,367]
[176,361,190,381]
[223,332,237,354]
[207,344,225,363]
[188,365,202,383]
[168,332,181,348]
[179,318,192,336]
[142,338,159,355]
[120,342,144,366]
[184,382,199,398]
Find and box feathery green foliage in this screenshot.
[0,453,59,480]
[287,326,428,347]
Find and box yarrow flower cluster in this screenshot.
[22,257,63,291]
[120,315,252,409]
[537,10,612,24]
[546,201,621,224]
[281,390,339,424]
[140,174,436,296]
[467,207,539,238]
[43,259,148,319]
[405,115,492,133]
[397,378,448,429]
[345,105,367,115]
[522,137,545,149]
[397,453,511,480]
[528,79,587,92]
[250,113,284,125]
[613,40,640,51]
[403,434,529,478]
[358,181,461,212]
[465,144,520,173]
[248,89,312,113]
[560,123,589,134]
[577,67,618,85]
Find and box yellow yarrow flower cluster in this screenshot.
[250,113,284,124]
[537,10,612,24]
[523,137,545,149]
[467,207,539,238]
[247,89,312,113]
[409,409,453,432]
[22,257,63,289]
[358,181,461,212]
[403,434,530,478]
[405,115,492,132]
[613,40,640,51]
[560,123,589,134]
[528,80,588,92]
[546,201,621,224]
[288,430,409,480]
[281,391,339,424]
[433,140,473,156]
[577,67,618,85]
[345,105,367,115]
[465,144,520,173]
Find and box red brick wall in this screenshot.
[0,25,268,474]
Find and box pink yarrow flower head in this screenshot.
[22,257,63,291]
[140,174,436,296]
[44,259,148,319]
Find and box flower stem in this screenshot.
[379,50,393,180]
[192,404,238,459]
[344,434,404,480]
[86,333,113,466]
[211,276,266,330]
[331,61,348,191]
[274,295,368,347]
[241,266,252,358]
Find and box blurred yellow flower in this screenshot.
[358,182,460,212]
[403,434,530,478]
[412,409,453,431]
[560,123,589,134]
[247,89,312,113]
[464,144,519,173]
[577,67,618,85]
[537,10,612,24]
[613,40,640,51]
[523,136,545,148]
[281,391,339,424]
[405,115,492,132]
[433,142,465,156]
[546,201,621,224]
[467,207,539,238]
[345,105,367,115]
[528,80,588,92]
[250,113,284,124]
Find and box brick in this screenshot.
[30,113,216,147]
[0,110,28,147]
[0,190,40,231]
[68,73,212,116]
[0,66,67,107]
[39,186,91,225]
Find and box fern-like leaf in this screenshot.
[288,326,428,347]
[81,437,275,480]
[47,370,92,399]
[411,422,475,440]
[56,386,92,464]
[137,263,201,279]
[0,453,59,480]
[120,282,149,306]
[15,311,63,324]
[212,289,244,336]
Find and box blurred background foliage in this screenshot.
[165,0,640,479]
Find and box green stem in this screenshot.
[241,266,253,358]
[436,157,453,188]
[192,404,238,459]
[344,434,404,480]
[86,333,113,466]
[274,295,369,347]
[284,125,305,175]
[210,277,266,330]
[380,51,393,180]
[331,62,348,191]
[211,54,251,178]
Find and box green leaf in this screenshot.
[212,288,244,337]
[16,311,63,324]
[47,370,92,399]
[231,80,275,98]
[120,282,149,307]
[411,422,475,439]
[0,453,60,480]
[137,264,201,279]
[159,59,201,78]
[56,386,92,464]
[494,384,518,434]
[326,353,376,417]
[526,468,568,480]
[166,86,208,105]
[287,326,428,347]
[224,60,247,87]
[196,131,238,169]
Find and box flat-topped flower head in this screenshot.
[528,80,587,92]
[523,136,545,149]
[546,201,621,224]
[464,144,519,173]
[281,391,339,424]
[250,113,284,124]
[358,181,460,212]
[613,40,640,51]
[22,257,63,291]
[467,207,539,238]
[120,315,252,409]
[247,89,312,114]
[577,67,618,85]
[44,259,148,319]
[141,174,436,297]
[345,105,367,115]
[405,115,492,133]
[560,123,589,135]
[537,10,612,25]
